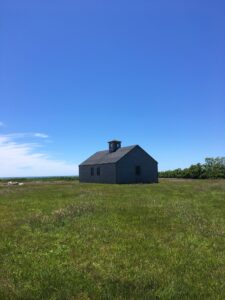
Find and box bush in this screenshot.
[159,157,225,179]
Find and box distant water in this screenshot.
[0,175,77,179]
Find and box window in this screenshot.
[91,167,94,176]
[97,167,100,176]
[135,166,141,176]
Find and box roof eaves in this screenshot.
[136,145,158,163]
[79,162,117,166]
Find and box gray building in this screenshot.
[79,140,158,184]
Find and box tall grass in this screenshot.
[0,179,224,299]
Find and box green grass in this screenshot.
[0,179,224,299]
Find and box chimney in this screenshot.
[108,140,121,153]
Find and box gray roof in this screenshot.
[79,145,138,166]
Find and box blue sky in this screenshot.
[0,0,225,176]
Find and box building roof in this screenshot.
[79,145,138,166]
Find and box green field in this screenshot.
[0,179,224,299]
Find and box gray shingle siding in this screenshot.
[116,146,158,183]
[79,163,117,183]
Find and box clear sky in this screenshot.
[0,0,225,177]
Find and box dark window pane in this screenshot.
[97,167,100,176]
[135,166,141,175]
[91,168,94,176]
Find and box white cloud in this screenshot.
[34,133,49,138]
[4,132,48,139]
[0,134,78,177]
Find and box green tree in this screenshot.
[159,157,225,179]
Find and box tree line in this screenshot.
[159,157,225,179]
